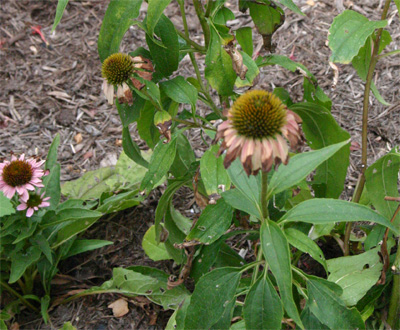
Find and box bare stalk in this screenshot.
[344,0,392,256]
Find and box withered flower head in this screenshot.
[217,90,302,175]
[101,53,134,86]
[101,54,154,105]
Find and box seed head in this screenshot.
[102,53,134,86]
[230,90,287,139]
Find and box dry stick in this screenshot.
[343,0,392,256]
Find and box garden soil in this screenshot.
[0,0,399,329]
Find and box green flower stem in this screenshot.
[176,0,205,52]
[344,0,392,256]
[193,0,210,47]
[22,267,37,295]
[176,29,206,53]
[205,0,213,18]
[178,0,222,119]
[172,118,216,131]
[388,246,400,329]
[239,260,265,274]
[377,49,400,60]
[251,245,264,285]
[387,204,400,329]
[261,171,269,221]
[252,171,270,285]
[0,280,38,312]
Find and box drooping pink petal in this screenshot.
[17,203,28,211]
[26,208,34,217]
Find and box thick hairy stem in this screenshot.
[344,0,392,256]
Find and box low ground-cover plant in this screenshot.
[0,137,150,324]
[2,0,399,329]
[0,135,112,322]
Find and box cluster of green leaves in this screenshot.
[43,0,400,329]
[0,139,151,322]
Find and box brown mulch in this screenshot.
[0,0,399,329]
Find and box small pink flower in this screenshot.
[0,154,46,200]
[17,192,50,218]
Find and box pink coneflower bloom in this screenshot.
[17,192,50,218]
[217,90,302,176]
[0,154,45,200]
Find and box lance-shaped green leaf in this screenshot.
[243,276,283,330]
[276,0,304,16]
[205,22,237,96]
[122,127,149,168]
[235,27,253,57]
[290,103,350,198]
[53,211,102,248]
[52,0,69,31]
[306,277,365,329]
[285,228,327,273]
[0,192,15,217]
[248,2,284,36]
[327,243,393,306]
[154,179,190,243]
[146,0,172,37]
[140,132,180,192]
[9,246,42,283]
[186,199,233,244]
[222,188,260,218]
[257,54,315,81]
[365,148,400,223]
[267,140,350,198]
[98,0,143,62]
[200,145,231,196]
[62,239,113,260]
[146,15,179,78]
[138,103,160,149]
[142,225,170,261]
[280,199,399,235]
[364,147,400,249]
[352,35,390,105]
[160,76,198,107]
[184,267,241,330]
[260,220,304,328]
[328,10,387,64]
[226,159,262,217]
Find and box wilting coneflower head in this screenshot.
[17,191,50,218]
[102,53,134,86]
[0,154,45,200]
[101,53,154,105]
[217,90,302,176]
